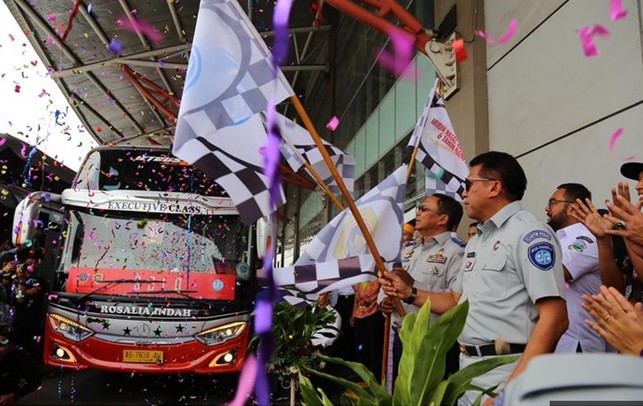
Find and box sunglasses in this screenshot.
[464,177,496,191]
[417,204,443,215]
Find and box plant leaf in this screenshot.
[299,372,330,406]
[304,366,375,404]
[317,354,392,403]
[441,355,517,405]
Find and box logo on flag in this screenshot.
[408,79,469,200]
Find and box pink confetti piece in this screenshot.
[610,0,628,21]
[117,18,163,43]
[38,89,49,98]
[475,18,518,44]
[48,294,58,300]
[376,27,415,77]
[20,144,27,158]
[0,138,5,147]
[578,25,610,57]
[48,13,56,24]
[14,85,21,93]
[326,116,339,131]
[226,354,257,406]
[609,128,623,151]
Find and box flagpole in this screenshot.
[280,134,345,211]
[379,120,425,386]
[290,95,407,318]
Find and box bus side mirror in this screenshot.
[12,192,61,246]
[255,214,277,260]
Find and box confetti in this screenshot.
[610,0,628,21]
[108,39,122,55]
[453,38,467,62]
[578,25,610,57]
[117,18,163,43]
[475,19,518,44]
[609,128,623,152]
[14,85,21,93]
[325,116,339,131]
[376,27,415,77]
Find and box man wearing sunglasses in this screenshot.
[0,324,41,404]
[381,151,567,405]
[379,192,464,381]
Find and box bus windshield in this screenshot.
[59,209,251,301]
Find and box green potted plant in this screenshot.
[299,300,518,405]
[250,300,336,406]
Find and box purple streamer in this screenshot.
[247,1,295,404]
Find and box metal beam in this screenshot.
[259,24,331,37]
[79,2,110,45]
[12,0,143,134]
[167,0,186,42]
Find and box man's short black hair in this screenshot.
[433,193,464,232]
[558,183,591,203]
[469,222,479,228]
[469,151,527,201]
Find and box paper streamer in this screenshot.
[377,27,415,77]
[609,128,623,152]
[578,25,610,57]
[226,354,257,406]
[610,0,628,21]
[475,19,518,44]
[117,18,163,43]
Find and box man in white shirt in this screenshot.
[546,183,605,353]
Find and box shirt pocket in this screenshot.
[475,254,509,297]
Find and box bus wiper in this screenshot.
[76,279,142,304]
[131,289,213,308]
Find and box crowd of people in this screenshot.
[310,151,643,405]
[0,246,46,404]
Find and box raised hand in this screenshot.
[569,198,612,239]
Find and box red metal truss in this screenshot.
[325,0,431,53]
[121,65,181,122]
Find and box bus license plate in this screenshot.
[123,350,164,364]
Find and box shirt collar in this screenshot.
[422,231,451,245]
[556,222,588,239]
[482,201,523,231]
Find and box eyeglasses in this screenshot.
[547,199,575,208]
[417,204,444,215]
[464,177,496,191]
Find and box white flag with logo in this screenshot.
[272,165,407,305]
[408,78,468,200]
[173,0,294,224]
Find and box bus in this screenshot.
[12,146,259,373]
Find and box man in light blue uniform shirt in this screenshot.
[381,151,568,405]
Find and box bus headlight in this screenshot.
[195,322,247,346]
[49,314,94,341]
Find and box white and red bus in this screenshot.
[13,146,259,373]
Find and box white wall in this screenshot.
[485,0,643,220]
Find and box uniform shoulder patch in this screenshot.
[451,236,466,247]
[528,242,555,271]
[576,235,594,244]
[523,230,552,243]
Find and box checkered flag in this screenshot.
[173,0,295,224]
[273,256,386,307]
[408,79,468,200]
[273,113,356,195]
[297,164,407,268]
[174,0,293,139]
[173,115,285,225]
[273,165,407,307]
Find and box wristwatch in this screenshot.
[404,287,417,304]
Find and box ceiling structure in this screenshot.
[3,0,332,147]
